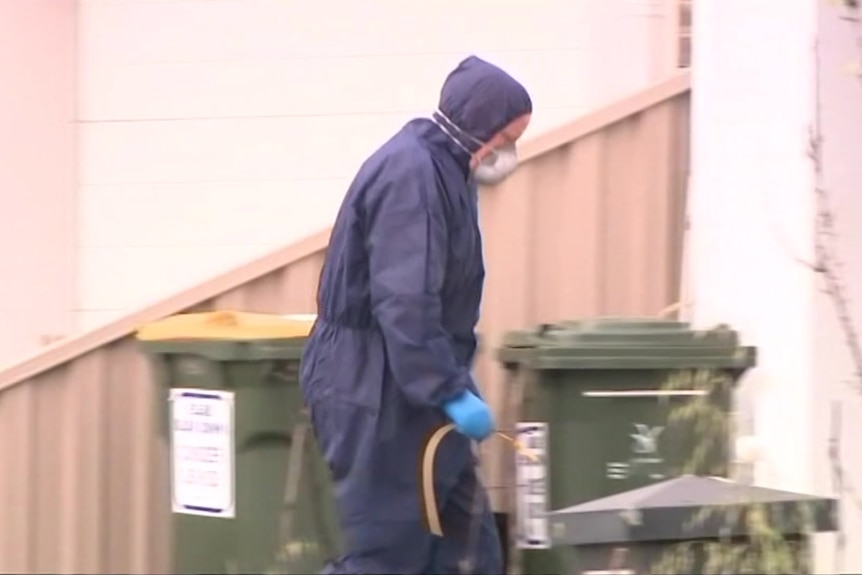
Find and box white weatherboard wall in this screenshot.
[0,1,78,366]
[78,0,678,329]
[689,0,862,570]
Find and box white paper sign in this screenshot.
[170,388,235,518]
[515,421,550,549]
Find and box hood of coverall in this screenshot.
[437,55,533,151]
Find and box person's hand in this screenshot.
[442,391,495,441]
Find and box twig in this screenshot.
[808,37,862,388]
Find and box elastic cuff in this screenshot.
[438,372,471,406]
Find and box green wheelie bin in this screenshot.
[136,311,340,574]
[496,318,757,575]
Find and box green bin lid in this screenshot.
[135,311,316,361]
[497,317,756,370]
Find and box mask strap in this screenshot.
[431,110,483,154]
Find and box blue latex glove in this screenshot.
[442,390,495,441]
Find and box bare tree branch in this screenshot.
[811,8,862,565]
[809,36,862,388]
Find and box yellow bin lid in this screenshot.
[136,311,317,342]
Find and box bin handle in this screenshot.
[420,424,539,537]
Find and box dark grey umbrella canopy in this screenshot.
[548,475,837,546]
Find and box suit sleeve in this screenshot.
[366,161,472,407]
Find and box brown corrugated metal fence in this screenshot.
[0,73,690,574]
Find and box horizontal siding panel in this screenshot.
[80,0,599,66]
[82,52,596,121]
[79,114,408,185]
[80,179,348,249]
[78,107,590,185]
[79,244,288,310]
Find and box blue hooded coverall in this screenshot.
[299,56,532,575]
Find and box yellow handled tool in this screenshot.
[420,423,540,537]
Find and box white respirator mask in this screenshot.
[471,142,518,186]
[432,110,520,186]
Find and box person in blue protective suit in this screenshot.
[299,55,532,575]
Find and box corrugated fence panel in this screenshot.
[0,343,172,574]
[0,74,689,573]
